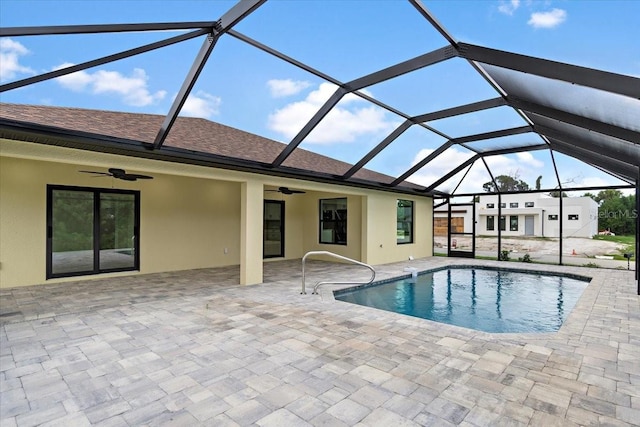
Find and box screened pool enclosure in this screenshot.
[1,0,638,288]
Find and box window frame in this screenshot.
[486,215,495,231]
[319,198,347,245]
[524,201,535,208]
[510,215,519,231]
[510,202,519,208]
[46,185,140,279]
[548,214,559,221]
[568,214,579,220]
[396,199,414,245]
[499,216,506,231]
[486,203,495,209]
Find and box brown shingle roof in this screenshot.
[0,103,416,187]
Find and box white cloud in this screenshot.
[54,63,166,106]
[405,147,475,191]
[528,8,567,29]
[0,38,35,82]
[54,63,92,91]
[498,0,520,15]
[267,79,311,97]
[180,90,222,119]
[575,176,609,188]
[267,82,396,144]
[515,151,544,168]
[406,146,546,193]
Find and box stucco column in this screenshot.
[240,180,263,285]
[360,195,369,264]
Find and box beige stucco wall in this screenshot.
[361,193,433,266]
[140,170,241,272]
[0,155,243,288]
[1,139,434,288]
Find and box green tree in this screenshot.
[592,191,637,235]
[482,175,530,193]
[590,189,623,204]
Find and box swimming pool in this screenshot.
[334,267,590,333]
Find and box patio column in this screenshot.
[240,180,263,285]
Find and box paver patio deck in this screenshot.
[1,257,639,426]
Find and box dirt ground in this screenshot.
[434,236,627,257]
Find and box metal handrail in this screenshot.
[301,251,376,295]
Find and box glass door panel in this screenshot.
[51,190,94,275]
[100,193,136,270]
[264,200,284,258]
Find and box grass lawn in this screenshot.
[592,234,636,260]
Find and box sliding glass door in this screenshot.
[47,185,140,278]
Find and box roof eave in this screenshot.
[0,118,435,198]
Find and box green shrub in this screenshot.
[518,253,532,263]
[499,250,510,261]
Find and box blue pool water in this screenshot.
[334,267,590,333]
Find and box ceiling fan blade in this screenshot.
[79,170,111,176]
[279,187,305,194]
[79,168,152,181]
[124,173,153,180]
[108,168,126,176]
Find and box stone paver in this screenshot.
[1,258,639,426]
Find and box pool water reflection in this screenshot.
[334,268,589,333]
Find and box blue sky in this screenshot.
[1,0,638,195]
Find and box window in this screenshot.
[47,185,140,279]
[510,202,519,208]
[486,216,495,231]
[499,216,506,231]
[486,203,495,209]
[548,214,558,220]
[510,216,519,231]
[525,202,534,208]
[319,198,347,245]
[396,200,414,244]
[568,214,579,220]
[500,203,506,208]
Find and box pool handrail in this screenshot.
[301,251,376,294]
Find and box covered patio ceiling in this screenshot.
[0,0,638,197]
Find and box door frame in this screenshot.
[448,202,476,258]
[46,184,141,279]
[525,215,535,236]
[263,200,285,259]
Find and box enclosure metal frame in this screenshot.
[1,0,638,288]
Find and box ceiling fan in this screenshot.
[266,186,306,195]
[79,168,153,181]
